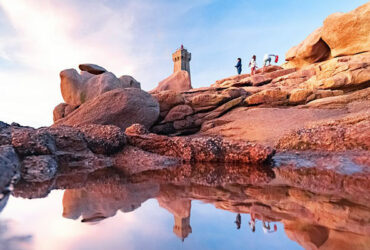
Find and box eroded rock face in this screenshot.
[305,86,370,109]
[151,90,185,115]
[302,53,370,91]
[55,88,160,130]
[74,124,126,155]
[321,2,370,57]
[125,124,275,164]
[284,3,370,69]
[0,123,125,186]
[60,69,141,106]
[285,27,331,68]
[151,70,192,93]
[11,127,56,156]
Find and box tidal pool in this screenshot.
[1,157,370,250]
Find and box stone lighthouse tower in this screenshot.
[172,45,191,77]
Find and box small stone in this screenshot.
[79,64,107,75]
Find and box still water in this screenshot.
[1,157,370,250]
[0,191,301,250]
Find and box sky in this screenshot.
[0,0,368,127]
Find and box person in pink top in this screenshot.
[249,55,257,75]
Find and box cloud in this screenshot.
[0,0,184,127]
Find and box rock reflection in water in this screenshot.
[0,219,32,250]
[63,182,159,222]
[9,156,370,249]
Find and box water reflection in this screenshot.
[2,157,370,249]
[0,219,32,250]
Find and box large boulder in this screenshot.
[151,70,192,93]
[321,2,370,57]
[55,88,160,130]
[119,75,141,89]
[60,69,141,106]
[285,2,370,69]
[285,27,330,68]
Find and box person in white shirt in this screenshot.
[249,55,257,75]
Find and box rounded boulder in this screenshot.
[55,88,160,130]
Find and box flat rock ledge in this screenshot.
[125,124,275,164]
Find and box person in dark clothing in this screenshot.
[235,58,242,75]
[235,213,241,229]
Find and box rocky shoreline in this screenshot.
[1,3,370,201]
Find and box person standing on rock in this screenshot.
[263,54,278,67]
[235,58,242,75]
[249,55,257,75]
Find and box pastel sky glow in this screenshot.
[1,191,301,250]
[0,0,368,127]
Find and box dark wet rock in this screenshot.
[76,124,126,155]
[78,63,107,75]
[45,126,87,151]
[0,145,20,192]
[11,127,56,156]
[150,123,176,135]
[0,124,125,184]
[0,193,9,213]
[0,123,11,146]
[21,155,58,182]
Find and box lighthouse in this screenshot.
[172,45,191,77]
